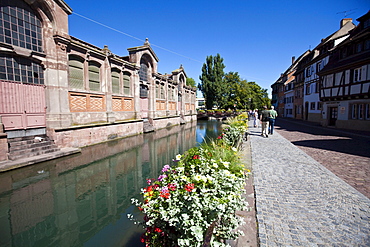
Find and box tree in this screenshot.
[186,77,196,87]
[198,54,226,110]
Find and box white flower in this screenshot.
[232,147,237,152]
[194,174,202,181]
[222,161,230,168]
[213,163,218,168]
[175,154,182,160]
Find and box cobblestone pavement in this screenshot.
[248,121,370,246]
[274,118,370,199]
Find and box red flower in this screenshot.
[154,227,162,233]
[185,183,195,192]
[144,185,153,192]
[217,136,222,139]
[138,206,143,211]
[193,155,200,159]
[160,192,170,199]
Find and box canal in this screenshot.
[0,120,222,247]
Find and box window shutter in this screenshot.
[112,70,120,94]
[123,73,130,95]
[69,58,84,89]
[89,62,100,91]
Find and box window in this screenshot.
[364,18,370,29]
[160,84,165,99]
[353,68,362,82]
[318,102,322,110]
[359,104,363,119]
[366,104,370,120]
[305,67,312,77]
[0,1,43,52]
[317,61,323,72]
[88,61,100,91]
[139,63,148,82]
[155,82,160,98]
[0,54,44,84]
[306,83,311,95]
[352,104,358,119]
[356,43,363,53]
[140,84,148,98]
[111,69,120,94]
[310,102,315,110]
[365,40,370,50]
[69,56,84,89]
[123,72,130,95]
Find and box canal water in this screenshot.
[0,120,222,247]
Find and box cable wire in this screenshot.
[73,12,202,63]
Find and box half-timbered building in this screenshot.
[318,11,370,131]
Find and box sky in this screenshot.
[66,0,369,97]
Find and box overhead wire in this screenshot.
[72,12,203,63]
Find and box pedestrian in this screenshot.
[268,106,278,135]
[253,109,259,128]
[259,106,270,137]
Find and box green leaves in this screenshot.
[128,116,251,246]
[199,54,270,110]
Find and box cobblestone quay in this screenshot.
[248,123,370,246]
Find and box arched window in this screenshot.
[111,68,120,94]
[139,63,148,82]
[69,55,84,89]
[0,1,43,52]
[88,61,100,91]
[0,54,44,84]
[123,72,131,95]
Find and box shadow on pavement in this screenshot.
[275,118,370,159]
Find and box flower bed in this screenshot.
[129,115,249,246]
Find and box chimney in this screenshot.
[340,18,352,28]
[292,56,296,64]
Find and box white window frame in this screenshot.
[354,68,362,82]
[358,104,363,119]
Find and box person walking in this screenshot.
[253,109,259,128]
[260,106,270,137]
[268,106,278,135]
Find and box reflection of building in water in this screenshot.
[0,0,197,162]
[0,123,196,246]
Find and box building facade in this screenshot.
[318,11,370,131]
[0,0,196,161]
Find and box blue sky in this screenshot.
[67,0,369,97]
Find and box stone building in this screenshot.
[0,0,196,161]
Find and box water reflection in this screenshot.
[0,120,222,247]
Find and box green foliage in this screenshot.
[219,114,248,149]
[186,77,196,88]
[198,54,226,110]
[198,54,270,111]
[129,116,250,246]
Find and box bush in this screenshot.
[128,117,250,247]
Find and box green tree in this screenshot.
[247,81,270,110]
[186,77,196,87]
[198,54,226,110]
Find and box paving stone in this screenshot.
[248,120,370,246]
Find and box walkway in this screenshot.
[248,124,370,246]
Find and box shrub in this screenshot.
[128,117,249,247]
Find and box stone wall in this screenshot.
[49,120,143,148]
